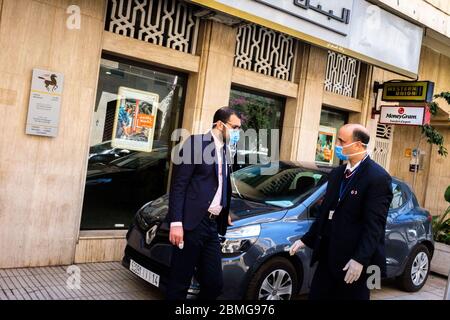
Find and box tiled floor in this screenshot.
[371,274,447,300]
[0,262,447,300]
[0,262,163,300]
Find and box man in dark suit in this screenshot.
[290,124,393,300]
[166,107,242,300]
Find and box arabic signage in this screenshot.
[25,68,64,137]
[381,81,434,102]
[379,106,430,126]
[188,0,423,77]
[253,0,352,36]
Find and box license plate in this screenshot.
[129,259,160,287]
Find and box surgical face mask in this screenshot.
[223,122,240,145]
[335,141,367,161]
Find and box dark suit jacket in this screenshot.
[167,132,232,236]
[301,156,393,277]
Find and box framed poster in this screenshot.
[315,125,336,165]
[111,86,159,152]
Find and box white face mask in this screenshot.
[335,141,368,160]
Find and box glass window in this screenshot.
[229,87,284,165]
[390,182,406,210]
[231,163,328,209]
[81,56,186,230]
[317,106,349,165]
[309,196,325,219]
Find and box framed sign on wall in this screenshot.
[25,68,64,137]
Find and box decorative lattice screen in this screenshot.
[234,24,297,81]
[324,50,361,98]
[105,0,200,55]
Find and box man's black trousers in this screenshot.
[166,215,223,300]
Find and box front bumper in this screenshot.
[122,244,252,300]
[122,224,254,299]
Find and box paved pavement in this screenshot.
[0,262,447,300]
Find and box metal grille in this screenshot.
[105,0,200,54]
[375,123,393,140]
[324,51,361,98]
[373,123,394,169]
[234,24,296,81]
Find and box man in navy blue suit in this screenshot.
[166,107,242,300]
[290,124,393,300]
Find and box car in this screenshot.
[122,161,434,299]
[81,143,169,229]
[88,140,135,164]
[88,140,169,165]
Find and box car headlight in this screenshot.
[221,224,261,254]
[135,201,153,231]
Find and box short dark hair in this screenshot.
[213,106,240,126]
[352,129,370,147]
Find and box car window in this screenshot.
[309,196,324,219]
[390,182,406,210]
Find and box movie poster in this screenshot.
[111,86,159,152]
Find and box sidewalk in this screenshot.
[0,262,446,300]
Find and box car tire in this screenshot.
[396,244,431,292]
[245,257,299,300]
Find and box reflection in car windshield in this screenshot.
[231,164,327,207]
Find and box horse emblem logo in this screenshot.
[38,73,59,92]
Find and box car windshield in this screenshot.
[231,163,328,208]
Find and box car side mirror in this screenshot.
[118,149,130,156]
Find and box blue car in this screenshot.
[122,162,434,300]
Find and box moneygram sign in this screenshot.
[379,106,428,126]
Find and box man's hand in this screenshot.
[289,240,305,256]
[343,259,363,284]
[228,214,233,226]
[169,226,184,247]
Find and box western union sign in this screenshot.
[381,81,434,102]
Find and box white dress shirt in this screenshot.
[208,130,227,216]
[345,153,369,173]
[170,130,227,228]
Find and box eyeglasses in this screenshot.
[225,122,241,130]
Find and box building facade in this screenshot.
[0,0,448,268]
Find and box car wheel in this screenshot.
[397,244,431,292]
[246,257,298,300]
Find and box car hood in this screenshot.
[138,194,287,230]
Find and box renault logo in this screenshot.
[145,225,158,245]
